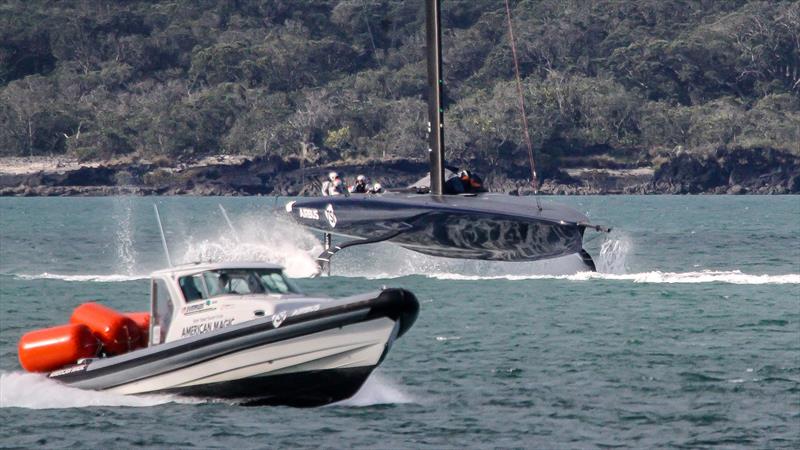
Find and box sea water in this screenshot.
[0,196,797,448]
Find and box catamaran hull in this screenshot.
[371,210,583,260]
[286,193,588,262]
[49,289,418,407]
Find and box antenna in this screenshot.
[153,204,173,267]
[218,204,241,243]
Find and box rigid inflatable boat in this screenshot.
[18,262,418,406]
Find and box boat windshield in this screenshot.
[179,269,300,301]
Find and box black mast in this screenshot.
[425,0,445,195]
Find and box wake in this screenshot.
[15,269,796,285]
[0,371,195,409]
[8,210,798,286]
[334,372,414,407]
[0,370,413,409]
[427,270,799,284]
[12,273,147,282]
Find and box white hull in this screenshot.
[109,317,396,395]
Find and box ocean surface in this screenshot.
[0,196,798,448]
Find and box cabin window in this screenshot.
[259,272,293,294]
[194,269,300,297]
[179,274,208,302]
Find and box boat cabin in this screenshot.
[149,262,321,346]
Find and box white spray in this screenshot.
[112,197,138,275]
[181,211,322,278]
[0,371,195,409]
[597,231,631,274]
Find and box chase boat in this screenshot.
[18,261,418,407]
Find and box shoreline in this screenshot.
[1,148,798,197]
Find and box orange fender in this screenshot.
[71,303,141,355]
[18,323,99,372]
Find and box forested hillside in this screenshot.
[1,0,798,177]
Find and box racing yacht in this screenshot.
[285,0,608,274]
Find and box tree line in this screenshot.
[1,0,797,174]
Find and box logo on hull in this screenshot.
[298,207,319,220]
[272,311,287,328]
[325,204,337,228]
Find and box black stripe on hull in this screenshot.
[165,366,375,407]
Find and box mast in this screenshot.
[425,0,445,195]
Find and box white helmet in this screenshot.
[373,182,382,191]
[328,171,338,181]
[356,174,366,182]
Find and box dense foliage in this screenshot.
[1,0,798,172]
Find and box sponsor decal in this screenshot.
[325,204,337,228]
[183,301,216,315]
[289,304,321,317]
[181,318,235,337]
[49,365,88,377]
[268,305,320,329]
[192,313,223,324]
[298,207,319,220]
[271,311,287,328]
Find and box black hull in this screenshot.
[287,193,588,262]
[389,211,583,260]
[167,367,374,407]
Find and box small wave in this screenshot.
[12,269,797,286]
[679,372,724,382]
[427,270,799,285]
[334,372,414,407]
[13,273,147,282]
[0,371,196,409]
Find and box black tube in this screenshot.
[426,0,445,196]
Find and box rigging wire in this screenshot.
[504,0,542,211]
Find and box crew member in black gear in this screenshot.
[350,174,368,193]
[444,169,485,194]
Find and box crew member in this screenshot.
[321,171,344,196]
[444,169,485,194]
[369,182,383,194]
[463,170,484,192]
[350,174,368,193]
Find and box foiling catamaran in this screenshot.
[285,0,609,274]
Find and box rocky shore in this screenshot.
[1,147,798,197]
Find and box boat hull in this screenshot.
[287,193,588,262]
[48,288,418,407]
[168,366,374,407]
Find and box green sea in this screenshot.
[1,196,798,448]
